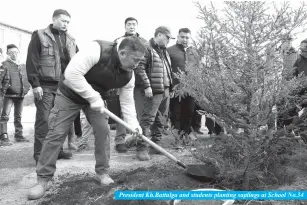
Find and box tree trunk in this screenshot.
[242,151,251,189]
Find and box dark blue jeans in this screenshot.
[37,89,110,181]
[0,97,24,137]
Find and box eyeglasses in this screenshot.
[7,51,19,55]
[163,34,171,40]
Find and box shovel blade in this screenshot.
[186,164,217,181]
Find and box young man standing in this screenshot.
[0,44,30,146]
[167,28,201,138]
[26,9,77,162]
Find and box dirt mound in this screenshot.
[38,164,213,205]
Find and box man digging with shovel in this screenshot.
[27,36,146,200]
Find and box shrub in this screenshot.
[177,1,307,189]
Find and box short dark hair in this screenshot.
[154,26,175,39]
[125,17,138,25]
[7,44,18,52]
[118,36,147,53]
[52,9,71,18]
[178,28,191,34]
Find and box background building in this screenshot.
[0,22,32,63]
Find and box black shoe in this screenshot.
[57,151,72,160]
[0,133,12,146]
[110,124,116,130]
[115,144,128,153]
[15,136,30,142]
[77,144,90,152]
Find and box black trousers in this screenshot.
[170,96,195,134]
[205,117,222,135]
[191,104,202,131]
[74,112,82,136]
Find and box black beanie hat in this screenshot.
[7,44,18,52]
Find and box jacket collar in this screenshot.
[49,24,65,35]
[123,32,140,37]
[108,44,122,70]
[149,38,166,53]
[44,24,75,42]
[175,42,191,51]
[6,57,20,65]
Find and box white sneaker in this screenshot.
[97,174,114,185]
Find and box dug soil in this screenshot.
[38,163,213,205]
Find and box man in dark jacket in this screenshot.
[27,36,146,200]
[26,9,76,162]
[167,28,202,138]
[0,44,30,146]
[135,26,174,161]
[112,17,148,152]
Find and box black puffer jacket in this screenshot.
[135,38,173,94]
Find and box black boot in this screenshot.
[58,150,72,160]
[0,133,12,146]
[115,144,128,153]
[15,135,30,142]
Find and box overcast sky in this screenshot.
[0,0,204,49]
[0,0,306,49]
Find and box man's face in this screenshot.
[157,33,170,47]
[300,42,307,57]
[7,48,19,61]
[302,50,307,58]
[125,20,138,35]
[177,32,191,48]
[118,50,144,71]
[53,14,70,32]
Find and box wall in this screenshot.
[0,24,32,63]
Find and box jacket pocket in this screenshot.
[38,58,56,81]
[41,42,54,56]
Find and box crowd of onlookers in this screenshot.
[0,10,223,160]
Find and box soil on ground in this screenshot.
[38,163,217,205]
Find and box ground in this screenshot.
[0,106,220,205]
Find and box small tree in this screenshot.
[177,1,307,189]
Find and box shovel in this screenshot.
[103,109,217,181]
